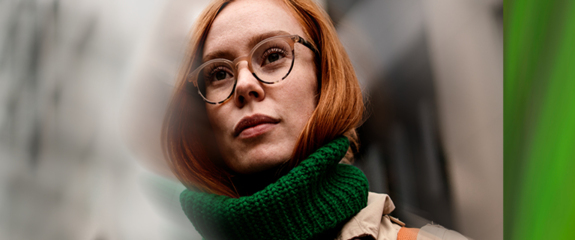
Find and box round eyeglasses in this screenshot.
[188,35,319,104]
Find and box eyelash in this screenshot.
[260,46,288,63]
[205,65,232,79]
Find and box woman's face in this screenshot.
[202,0,318,174]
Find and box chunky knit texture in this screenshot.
[180,137,369,240]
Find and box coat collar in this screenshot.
[337,192,404,240]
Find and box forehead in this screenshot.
[203,0,305,58]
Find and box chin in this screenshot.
[217,132,299,174]
[227,146,291,175]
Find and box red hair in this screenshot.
[162,0,364,197]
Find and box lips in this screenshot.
[233,114,280,137]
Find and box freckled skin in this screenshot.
[203,0,318,174]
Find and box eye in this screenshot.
[213,70,229,81]
[267,53,280,63]
[205,66,233,82]
[261,47,287,66]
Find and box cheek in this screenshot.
[205,105,227,134]
[300,53,320,104]
[284,64,318,120]
[301,63,319,105]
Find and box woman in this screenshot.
[163,0,467,239]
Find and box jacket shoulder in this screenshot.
[336,192,469,240]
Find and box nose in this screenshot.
[233,61,265,108]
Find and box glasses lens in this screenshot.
[251,38,294,83]
[195,61,235,103]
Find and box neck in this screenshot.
[231,167,281,196]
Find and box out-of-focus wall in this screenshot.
[422,0,503,239]
[0,0,205,239]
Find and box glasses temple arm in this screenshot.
[295,36,320,57]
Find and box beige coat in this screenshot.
[336,192,469,240]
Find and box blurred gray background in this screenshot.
[0,0,502,239]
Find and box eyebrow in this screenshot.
[202,30,291,62]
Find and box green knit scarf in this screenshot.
[180,137,369,240]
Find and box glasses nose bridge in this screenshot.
[232,55,251,74]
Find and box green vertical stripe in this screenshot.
[506,0,575,239]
